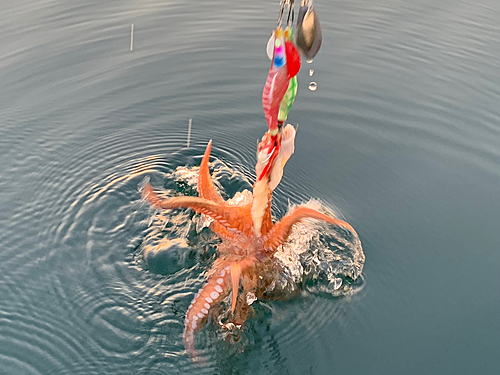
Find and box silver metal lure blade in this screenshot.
[266,32,275,60]
[296,0,322,60]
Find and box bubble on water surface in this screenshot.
[308,82,318,91]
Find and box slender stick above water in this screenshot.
[130,24,134,51]
[187,118,192,147]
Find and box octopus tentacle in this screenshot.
[198,139,224,204]
[183,264,233,359]
[211,221,239,242]
[229,257,257,312]
[264,206,358,251]
[197,140,237,240]
[142,183,253,237]
[183,257,256,358]
[230,264,241,313]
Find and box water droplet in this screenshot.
[308,82,318,91]
[306,58,314,63]
[309,69,314,76]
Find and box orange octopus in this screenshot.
[142,126,357,359]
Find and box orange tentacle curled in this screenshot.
[142,183,253,237]
[264,206,358,251]
[183,263,232,359]
[183,257,256,359]
[198,139,224,204]
[197,140,253,241]
[229,257,256,313]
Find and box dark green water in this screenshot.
[0,0,499,374]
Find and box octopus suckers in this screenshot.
[191,321,197,329]
[217,278,224,284]
[204,303,210,309]
[197,312,204,319]
[193,316,199,321]
[210,291,220,299]
[205,297,213,304]
[220,270,226,277]
[214,285,223,293]
[201,308,209,314]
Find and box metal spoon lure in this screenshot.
[296,0,322,60]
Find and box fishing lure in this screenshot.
[263,0,302,132]
[278,27,300,126]
[262,26,290,134]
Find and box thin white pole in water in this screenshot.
[130,24,134,51]
[187,118,192,147]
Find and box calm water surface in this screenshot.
[0,0,499,374]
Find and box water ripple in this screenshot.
[1,0,499,373]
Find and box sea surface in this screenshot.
[0,0,499,374]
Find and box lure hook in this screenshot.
[278,0,294,28]
[277,0,285,27]
[286,0,295,27]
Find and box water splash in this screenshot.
[142,165,365,299]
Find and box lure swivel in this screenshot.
[277,0,295,28]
